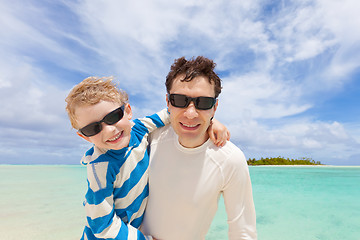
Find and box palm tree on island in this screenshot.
[247,157,322,165]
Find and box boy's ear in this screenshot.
[125,103,132,120]
[77,132,91,142]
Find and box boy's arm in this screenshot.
[208,118,230,147]
[84,163,153,240]
[133,109,170,134]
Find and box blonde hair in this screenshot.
[65,76,128,129]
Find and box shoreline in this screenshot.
[248,165,360,168]
[0,164,359,168]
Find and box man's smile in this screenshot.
[180,122,200,130]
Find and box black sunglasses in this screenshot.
[169,94,216,110]
[78,105,125,137]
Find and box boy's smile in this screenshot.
[107,131,123,143]
[75,101,133,150]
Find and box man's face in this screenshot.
[75,100,133,150]
[167,75,218,148]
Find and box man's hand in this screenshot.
[208,118,230,147]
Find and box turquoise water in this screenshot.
[208,166,360,240]
[1,165,359,240]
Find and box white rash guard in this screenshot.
[141,125,257,240]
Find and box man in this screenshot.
[141,56,257,239]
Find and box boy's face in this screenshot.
[75,101,133,150]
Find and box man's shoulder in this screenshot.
[208,140,247,167]
[209,140,244,156]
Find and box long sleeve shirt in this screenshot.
[80,109,169,240]
[141,125,257,240]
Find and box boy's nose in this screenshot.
[102,122,117,132]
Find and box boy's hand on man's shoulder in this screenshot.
[208,118,230,147]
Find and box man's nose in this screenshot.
[183,102,198,119]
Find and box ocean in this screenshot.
[0,165,359,240]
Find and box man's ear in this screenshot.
[213,99,219,112]
[77,132,91,142]
[166,94,170,108]
[125,103,132,120]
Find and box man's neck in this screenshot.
[178,133,209,148]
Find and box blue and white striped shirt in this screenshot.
[80,109,169,240]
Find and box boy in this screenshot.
[65,77,229,240]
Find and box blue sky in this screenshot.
[1,0,359,165]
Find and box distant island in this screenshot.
[247,157,322,166]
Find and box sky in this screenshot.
[0,0,359,166]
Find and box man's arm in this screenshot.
[222,150,257,240]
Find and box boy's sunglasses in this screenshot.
[169,94,216,110]
[78,105,125,137]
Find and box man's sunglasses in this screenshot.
[169,94,216,110]
[78,105,125,137]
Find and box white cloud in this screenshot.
[224,117,359,164]
[0,54,67,128]
[0,0,359,165]
[218,72,312,120]
[273,3,336,62]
